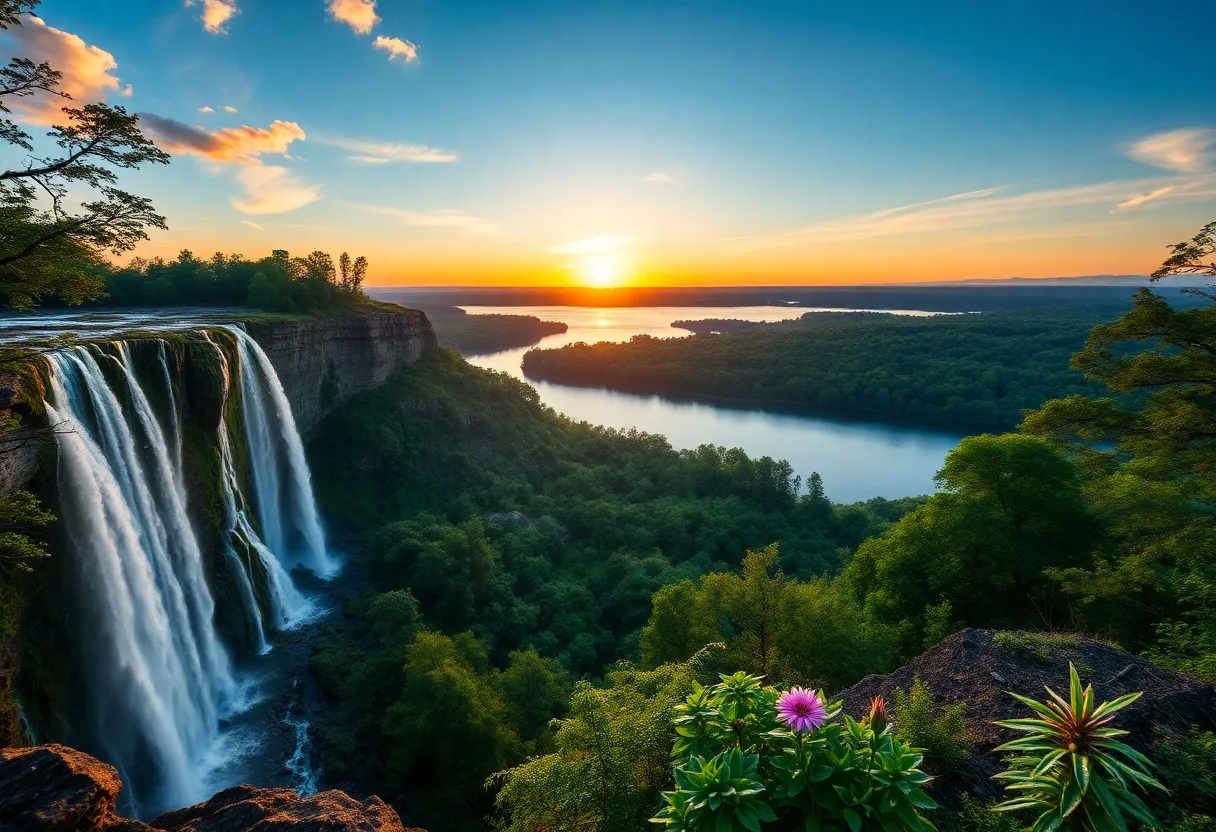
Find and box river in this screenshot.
[461,306,969,502]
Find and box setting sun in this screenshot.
[579,255,628,288]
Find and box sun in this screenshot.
[579,255,626,288]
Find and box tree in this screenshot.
[0,1,169,308]
[338,251,351,288]
[843,434,1100,656]
[351,255,368,293]
[1022,220,1216,676]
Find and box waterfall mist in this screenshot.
[41,330,334,816]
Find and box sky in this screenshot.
[3,0,1216,287]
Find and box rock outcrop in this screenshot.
[835,628,1216,803]
[245,304,435,438]
[0,745,420,832]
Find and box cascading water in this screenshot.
[224,326,336,578]
[40,329,336,817]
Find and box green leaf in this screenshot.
[1072,754,1091,796]
[1031,809,1064,832]
[843,808,862,832]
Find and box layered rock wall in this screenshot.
[245,305,435,438]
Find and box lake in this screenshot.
[461,306,968,503]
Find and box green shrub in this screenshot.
[992,631,1081,665]
[653,671,939,831]
[946,796,1020,832]
[892,678,973,772]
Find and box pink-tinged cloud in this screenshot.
[374,35,419,63]
[198,106,215,114]
[184,0,239,35]
[139,114,306,163]
[232,165,321,215]
[327,0,380,35]
[1127,128,1216,174]
[4,16,131,124]
[1114,185,1177,211]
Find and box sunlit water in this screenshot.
[462,305,967,502]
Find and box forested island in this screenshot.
[523,309,1122,429]
[412,305,568,354]
[671,318,768,333]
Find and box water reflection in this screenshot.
[463,305,966,502]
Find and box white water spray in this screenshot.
[224,326,336,578]
[45,347,232,815]
[42,331,336,815]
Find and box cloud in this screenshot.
[240,219,265,230]
[198,106,215,114]
[1127,128,1216,173]
[1114,185,1177,212]
[547,235,634,255]
[374,35,419,63]
[4,16,130,124]
[642,171,681,185]
[232,165,321,214]
[728,177,1216,254]
[318,135,458,164]
[184,0,238,35]
[223,105,238,114]
[326,0,380,35]
[139,114,306,163]
[362,205,503,238]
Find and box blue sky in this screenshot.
[5,0,1216,284]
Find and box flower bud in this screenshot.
[867,695,889,734]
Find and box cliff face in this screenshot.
[245,305,436,438]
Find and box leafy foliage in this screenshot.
[993,664,1164,831]
[842,434,1100,658]
[1,1,169,308]
[106,249,369,312]
[492,655,707,832]
[641,545,897,690]
[653,672,939,831]
[891,679,973,773]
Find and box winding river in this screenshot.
[461,306,969,502]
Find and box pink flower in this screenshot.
[776,688,827,733]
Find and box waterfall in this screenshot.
[224,326,337,578]
[41,329,336,816]
[45,346,233,815]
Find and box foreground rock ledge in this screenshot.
[0,744,420,832]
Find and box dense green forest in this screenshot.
[415,304,569,354]
[301,222,1216,832]
[522,309,1124,428]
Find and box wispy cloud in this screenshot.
[198,106,215,114]
[1114,185,1177,212]
[547,235,634,255]
[184,0,238,35]
[317,135,458,164]
[240,219,265,230]
[1127,128,1216,173]
[642,171,681,185]
[4,17,131,124]
[362,205,503,238]
[326,0,380,35]
[374,35,419,63]
[232,166,321,215]
[223,104,238,114]
[139,115,305,163]
[728,176,1216,254]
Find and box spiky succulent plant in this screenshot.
[993,663,1165,832]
